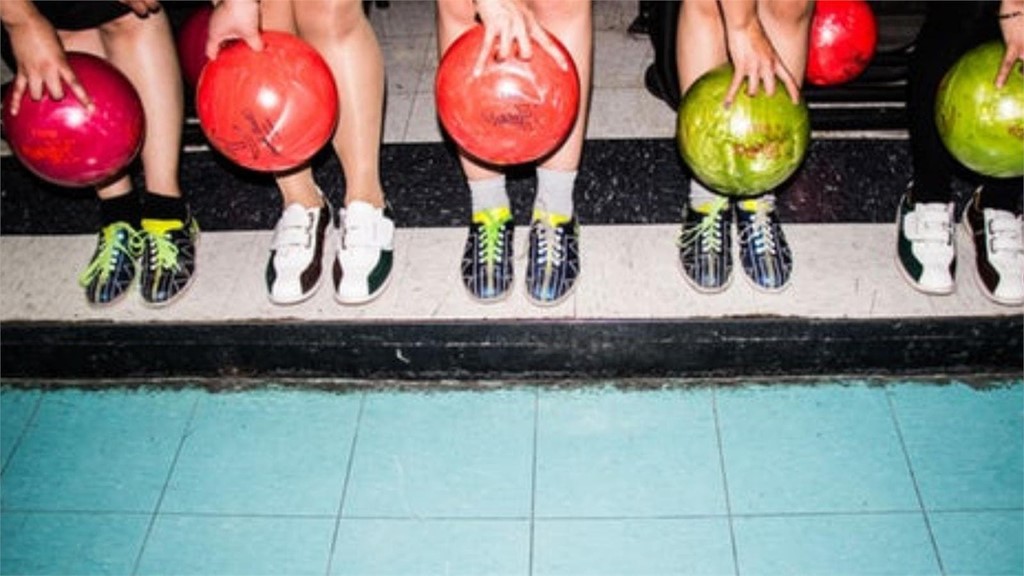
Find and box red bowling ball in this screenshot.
[435,25,580,166]
[806,0,878,86]
[196,31,338,172]
[176,4,212,89]
[1,52,145,188]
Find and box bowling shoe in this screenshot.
[525,209,580,306]
[266,194,333,305]
[334,201,395,305]
[895,192,956,295]
[79,221,142,306]
[678,196,733,293]
[961,191,1024,306]
[139,213,200,306]
[736,196,794,292]
[462,207,515,302]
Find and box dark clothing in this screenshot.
[1,2,133,70]
[643,0,682,110]
[908,1,1022,211]
[32,1,133,31]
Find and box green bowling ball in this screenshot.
[936,40,1024,179]
[676,64,810,197]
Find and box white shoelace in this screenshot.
[739,199,778,256]
[534,221,565,267]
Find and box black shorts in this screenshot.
[33,1,134,31]
[1,2,134,71]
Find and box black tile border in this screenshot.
[2,315,1019,382]
[2,138,987,234]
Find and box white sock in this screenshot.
[468,176,509,214]
[688,179,722,211]
[534,168,576,216]
[737,193,778,213]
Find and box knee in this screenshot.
[682,0,723,23]
[437,0,477,29]
[760,0,814,27]
[530,0,591,27]
[296,0,367,41]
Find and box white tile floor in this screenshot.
[0,222,1016,323]
[0,1,1019,324]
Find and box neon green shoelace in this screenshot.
[678,197,729,253]
[78,222,142,286]
[474,208,511,266]
[142,219,192,272]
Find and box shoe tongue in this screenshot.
[344,202,383,247]
[141,218,183,234]
[345,201,379,224]
[281,203,313,226]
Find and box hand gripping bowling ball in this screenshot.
[677,64,810,197]
[435,25,580,166]
[806,0,878,86]
[1,52,144,188]
[935,40,1024,178]
[176,4,213,88]
[196,31,338,172]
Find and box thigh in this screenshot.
[259,0,298,34]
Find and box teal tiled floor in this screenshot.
[1,380,1022,575]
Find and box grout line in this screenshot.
[528,388,540,576]
[0,391,44,478]
[811,129,909,140]
[0,508,155,516]
[324,392,367,576]
[711,389,741,576]
[335,515,532,521]
[130,394,202,576]
[4,507,1001,521]
[807,101,905,109]
[884,387,948,576]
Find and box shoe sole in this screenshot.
[269,273,325,306]
[893,203,955,296]
[464,280,515,304]
[334,267,393,306]
[85,286,134,308]
[526,273,579,308]
[740,271,792,294]
[675,253,734,294]
[334,245,395,306]
[959,216,1024,307]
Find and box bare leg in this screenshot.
[756,0,814,87]
[436,0,501,182]
[56,26,131,201]
[99,11,184,199]
[261,0,386,210]
[532,0,591,173]
[258,0,318,209]
[295,0,385,209]
[676,0,727,94]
